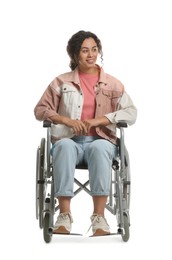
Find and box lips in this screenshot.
[87,59,94,64]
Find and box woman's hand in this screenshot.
[49,115,88,135]
[49,115,111,135]
[83,119,100,133]
[64,118,88,135]
[83,117,111,132]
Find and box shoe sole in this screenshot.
[92,228,110,236]
[53,226,70,234]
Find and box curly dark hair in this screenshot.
[66,30,103,70]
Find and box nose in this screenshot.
[88,50,93,57]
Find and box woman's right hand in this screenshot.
[49,115,88,135]
[64,118,88,135]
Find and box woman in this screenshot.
[34,30,137,236]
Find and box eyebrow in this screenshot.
[81,46,97,50]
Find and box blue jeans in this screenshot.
[51,136,117,197]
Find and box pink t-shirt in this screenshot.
[79,72,99,136]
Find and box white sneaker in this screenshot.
[53,212,73,234]
[90,214,110,236]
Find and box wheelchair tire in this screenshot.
[43,212,52,243]
[123,151,131,210]
[36,138,46,229]
[122,213,130,242]
[36,147,39,220]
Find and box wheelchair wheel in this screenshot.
[122,213,130,242]
[36,138,46,229]
[43,212,52,243]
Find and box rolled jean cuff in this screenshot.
[54,192,74,197]
[90,192,110,196]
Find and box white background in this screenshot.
[0,0,172,259]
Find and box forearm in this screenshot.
[83,116,111,132]
[94,116,111,126]
[49,114,88,135]
[105,92,137,126]
[49,114,70,125]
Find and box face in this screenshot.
[78,37,99,72]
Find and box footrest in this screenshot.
[52,232,83,236]
[90,232,119,237]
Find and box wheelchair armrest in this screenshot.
[117,121,128,128]
[43,120,128,128]
[43,120,52,128]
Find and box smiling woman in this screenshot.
[34,30,137,236]
[1,0,172,257]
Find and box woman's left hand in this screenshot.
[83,119,100,132]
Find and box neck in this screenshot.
[78,65,99,75]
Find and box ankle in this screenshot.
[93,212,104,216]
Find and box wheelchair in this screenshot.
[35,120,131,243]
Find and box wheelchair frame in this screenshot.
[35,121,131,243]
